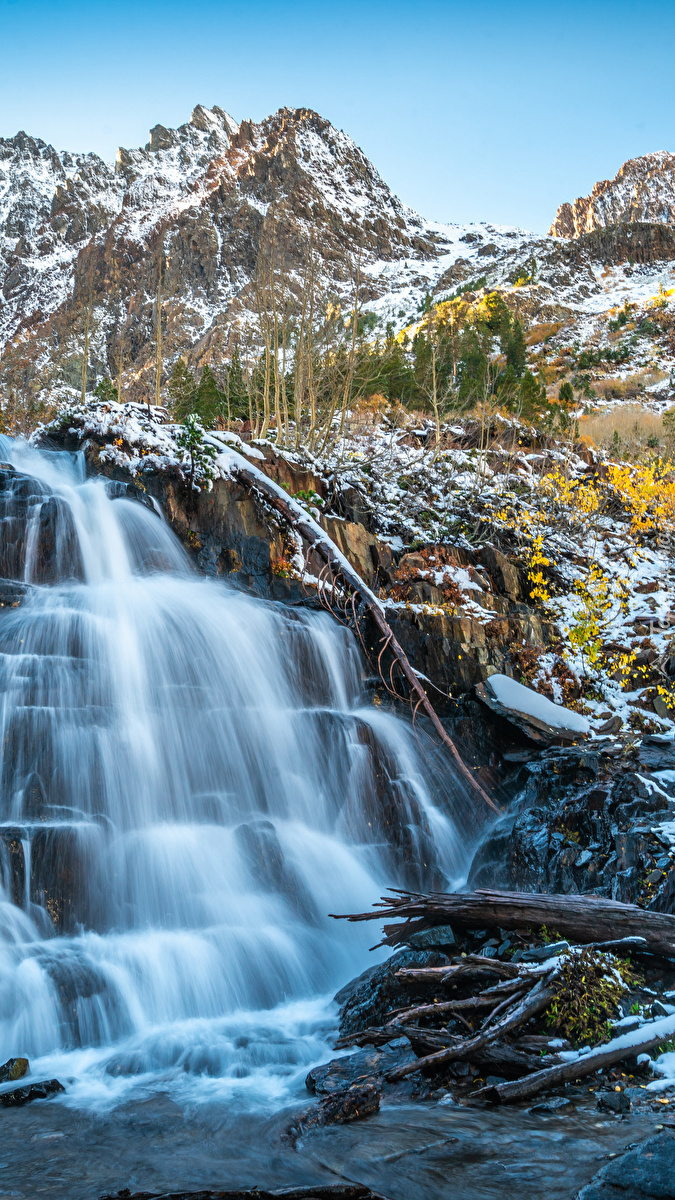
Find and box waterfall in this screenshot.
[0,437,471,1109]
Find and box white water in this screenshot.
[0,439,470,1110]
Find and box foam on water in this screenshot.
[0,436,471,1109]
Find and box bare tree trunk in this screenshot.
[318,253,362,455]
[153,248,164,417]
[280,292,290,443]
[430,333,440,451]
[80,270,94,405]
[294,268,309,448]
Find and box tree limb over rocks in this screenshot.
[218,445,499,814]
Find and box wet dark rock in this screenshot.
[530,1095,571,1113]
[0,1057,28,1083]
[0,828,26,907]
[0,577,30,607]
[104,479,157,514]
[0,1077,64,1106]
[405,923,455,950]
[317,1081,381,1124]
[306,1041,415,1096]
[597,1090,631,1114]
[234,820,318,923]
[335,949,450,1039]
[468,735,675,911]
[576,1128,675,1198]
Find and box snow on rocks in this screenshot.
[476,673,590,743]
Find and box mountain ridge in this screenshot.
[1,105,674,414]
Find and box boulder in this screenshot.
[0,1057,28,1083]
[476,674,590,744]
[576,1129,675,1198]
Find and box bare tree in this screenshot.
[153,242,165,417]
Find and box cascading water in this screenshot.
[0,437,472,1110]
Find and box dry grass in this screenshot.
[591,372,666,401]
[579,403,674,458]
[526,321,565,347]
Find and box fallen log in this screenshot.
[385,972,556,1081]
[333,889,675,959]
[473,1011,675,1105]
[219,447,499,814]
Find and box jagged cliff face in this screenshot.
[2,106,675,411]
[550,151,675,238]
[0,103,452,403]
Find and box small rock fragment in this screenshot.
[0,1058,28,1083]
[597,1090,631,1114]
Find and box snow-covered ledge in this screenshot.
[476,673,590,744]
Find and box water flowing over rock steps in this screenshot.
[0,436,473,1106]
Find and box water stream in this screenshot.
[0,438,472,1113]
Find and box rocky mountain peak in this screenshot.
[550,150,675,237]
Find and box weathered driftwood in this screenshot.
[385,972,558,1081]
[227,453,499,814]
[473,1015,675,1105]
[393,956,522,986]
[333,889,675,958]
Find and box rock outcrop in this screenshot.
[550,151,675,237]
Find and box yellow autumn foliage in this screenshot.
[605,460,675,537]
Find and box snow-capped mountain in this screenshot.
[0,104,464,398]
[550,151,675,238]
[1,105,674,408]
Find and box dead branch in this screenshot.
[385,972,557,1082]
[388,976,527,1023]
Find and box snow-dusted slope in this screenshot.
[0,131,121,342]
[550,151,675,237]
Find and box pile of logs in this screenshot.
[333,889,675,1105]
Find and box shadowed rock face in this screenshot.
[550,151,675,237]
[0,467,83,584]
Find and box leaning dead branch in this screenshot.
[220,447,499,814]
[385,971,558,1081]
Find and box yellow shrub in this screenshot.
[606,460,675,537]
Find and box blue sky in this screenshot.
[0,0,674,233]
